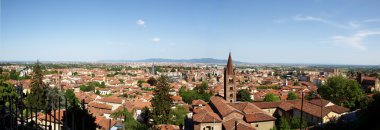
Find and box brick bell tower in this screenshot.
[224,52,237,103]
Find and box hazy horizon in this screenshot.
[1,0,380,65]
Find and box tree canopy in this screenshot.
[0,80,18,100]
[237,89,253,102]
[147,77,157,86]
[287,91,298,100]
[170,105,188,126]
[318,75,365,109]
[151,75,173,125]
[264,93,280,102]
[195,81,209,94]
[26,61,48,109]
[179,86,213,104]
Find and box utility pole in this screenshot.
[300,92,304,130]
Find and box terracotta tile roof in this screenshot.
[95,117,117,130]
[278,102,294,111]
[326,105,349,114]
[292,101,332,118]
[171,95,182,101]
[133,101,151,109]
[228,102,262,115]
[88,102,112,110]
[223,118,255,130]
[193,105,214,114]
[192,99,207,106]
[210,96,243,117]
[88,107,112,116]
[252,102,282,109]
[244,113,276,122]
[193,111,222,123]
[155,124,180,130]
[37,109,65,123]
[309,99,331,107]
[98,97,123,104]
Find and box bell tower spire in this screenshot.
[224,52,236,103]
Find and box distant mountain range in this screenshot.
[99,58,247,64]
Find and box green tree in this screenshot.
[294,81,300,86]
[9,69,20,80]
[151,75,173,125]
[171,105,188,126]
[318,75,365,109]
[140,107,152,126]
[279,117,290,130]
[287,91,298,100]
[120,109,149,130]
[62,100,97,130]
[237,89,253,102]
[289,117,307,129]
[79,85,95,92]
[147,77,157,86]
[119,79,124,83]
[264,93,280,102]
[137,80,145,88]
[0,80,18,100]
[26,61,48,109]
[46,87,64,109]
[195,81,209,94]
[65,89,79,107]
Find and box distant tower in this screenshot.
[151,62,155,75]
[224,52,237,103]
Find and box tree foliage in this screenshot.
[79,81,105,92]
[140,107,152,126]
[65,89,79,107]
[264,93,280,102]
[237,89,253,102]
[147,77,157,86]
[0,80,18,100]
[279,117,290,130]
[179,87,213,104]
[26,61,48,109]
[170,105,188,126]
[195,81,209,94]
[318,75,365,109]
[46,87,64,109]
[151,75,173,125]
[62,101,97,130]
[287,91,298,100]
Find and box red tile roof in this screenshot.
[192,99,207,106]
[244,113,276,123]
[193,112,222,123]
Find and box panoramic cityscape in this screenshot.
[1,0,380,130]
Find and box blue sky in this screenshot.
[1,0,380,65]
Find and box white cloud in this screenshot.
[152,37,160,42]
[293,15,359,29]
[332,31,380,50]
[136,19,146,27]
[363,19,380,23]
[348,22,360,28]
[273,19,286,24]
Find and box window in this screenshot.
[204,126,213,130]
[255,124,259,127]
[230,94,233,97]
[230,87,233,91]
